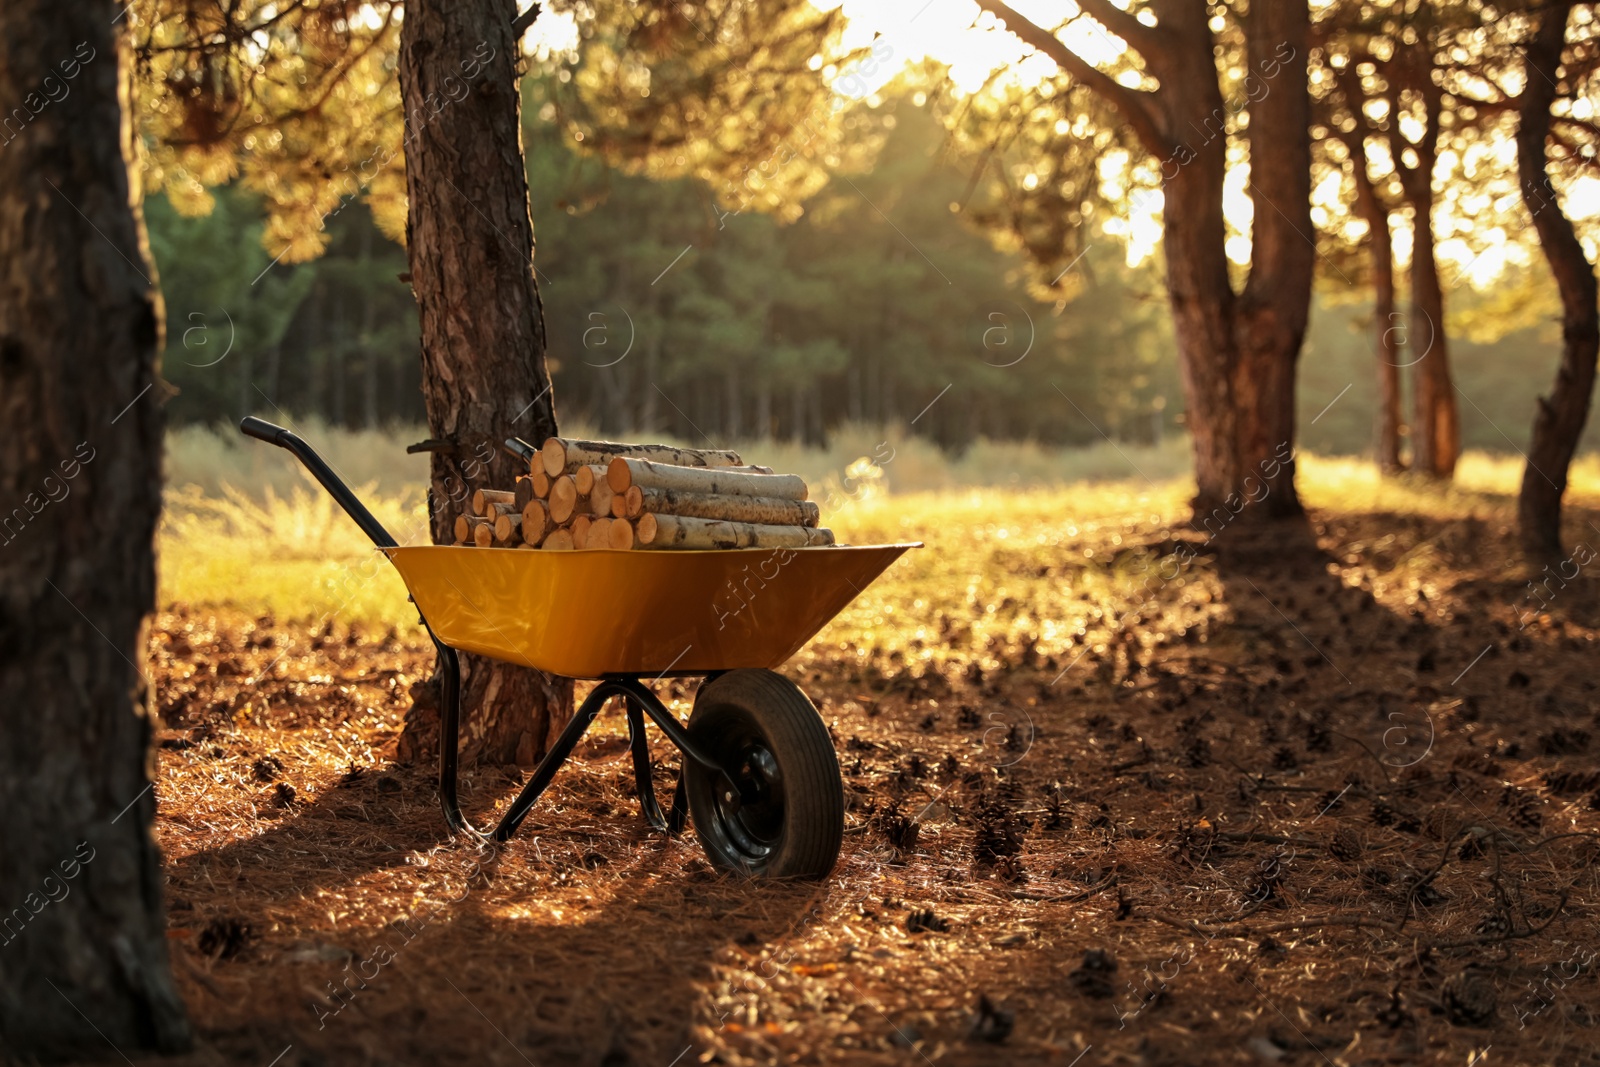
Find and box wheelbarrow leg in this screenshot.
[434,630,604,844]
[491,688,608,842]
[625,698,672,834]
[434,636,490,842]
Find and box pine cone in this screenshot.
[1329,826,1363,862]
[1441,968,1497,1026]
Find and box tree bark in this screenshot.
[1369,211,1405,474]
[1384,63,1459,481]
[1231,0,1313,516]
[1332,69,1405,474]
[0,0,190,1056]
[1408,185,1461,479]
[975,0,1313,518]
[1517,1,1598,560]
[396,0,573,767]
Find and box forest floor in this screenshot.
[97,463,1600,1065]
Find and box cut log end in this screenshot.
[548,475,578,524]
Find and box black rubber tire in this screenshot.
[683,669,843,879]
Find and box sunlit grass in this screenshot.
[159,427,1600,639]
[159,477,431,631]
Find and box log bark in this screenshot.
[398,0,572,766]
[608,457,809,499]
[631,488,821,526]
[1517,1,1599,560]
[636,514,836,549]
[0,0,191,1054]
[542,437,743,476]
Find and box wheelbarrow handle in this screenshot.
[237,416,398,549]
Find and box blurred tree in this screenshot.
[1517,1,1600,558]
[0,0,189,1055]
[960,0,1316,518]
[1315,44,1409,472]
[1314,0,1488,480]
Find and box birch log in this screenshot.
[607,456,808,500]
[493,512,522,541]
[634,513,834,549]
[629,487,819,526]
[541,528,575,551]
[542,437,744,477]
[473,488,515,515]
[548,474,578,523]
[521,500,549,546]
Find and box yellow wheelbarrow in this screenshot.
[239,417,915,879]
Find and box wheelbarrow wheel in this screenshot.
[683,669,843,879]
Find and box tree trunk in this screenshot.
[0,0,190,1056]
[1337,99,1405,474]
[1161,0,1310,518]
[1408,185,1460,479]
[1231,0,1312,516]
[1517,1,1599,560]
[396,0,573,767]
[1371,226,1405,474]
[970,0,1316,517]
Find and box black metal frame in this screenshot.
[432,633,727,842]
[238,416,725,845]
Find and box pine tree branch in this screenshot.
[511,3,541,40]
[973,0,1169,157]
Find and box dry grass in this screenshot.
[107,451,1600,1066]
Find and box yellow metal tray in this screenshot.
[384,544,917,678]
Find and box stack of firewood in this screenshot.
[451,437,836,551]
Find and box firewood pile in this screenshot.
[451,437,836,551]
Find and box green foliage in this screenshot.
[527,91,1182,448]
[146,187,315,421]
